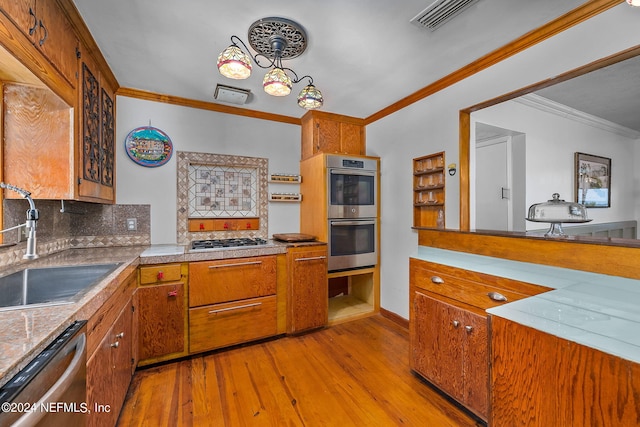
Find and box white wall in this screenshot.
[473,100,638,230]
[115,97,301,244]
[366,4,640,319]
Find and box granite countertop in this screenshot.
[0,239,327,388]
[412,246,640,364]
[0,246,145,388]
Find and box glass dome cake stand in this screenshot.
[526,193,592,237]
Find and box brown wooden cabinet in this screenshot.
[412,291,487,416]
[409,257,552,420]
[77,43,116,203]
[286,245,328,334]
[0,0,78,87]
[0,0,117,203]
[490,315,640,427]
[188,256,278,353]
[301,110,365,160]
[413,152,445,228]
[86,271,136,427]
[137,263,188,365]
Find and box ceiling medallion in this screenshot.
[247,17,308,60]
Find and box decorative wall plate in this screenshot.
[124,126,173,167]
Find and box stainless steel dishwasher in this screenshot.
[0,320,87,427]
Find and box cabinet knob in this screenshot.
[116,332,125,339]
[110,341,120,348]
[168,290,178,297]
[465,325,473,333]
[157,271,164,280]
[430,276,444,284]
[452,320,460,328]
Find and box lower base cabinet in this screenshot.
[286,245,328,334]
[490,315,640,427]
[137,282,187,364]
[411,291,487,417]
[188,256,278,353]
[409,257,551,421]
[86,273,136,427]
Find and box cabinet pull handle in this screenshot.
[38,21,48,46]
[208,302,261,314]
[209,261,262,269]
[465,325,473,333]
[168,290,178,297]
[28,8,37,35]
[430,276,444,284]
[452,320,460,328]
[295,256,327,262]
[487,291,508,302]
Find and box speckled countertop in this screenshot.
[0,246,144,388]
[0,240,326,388]
[412,246,640,364]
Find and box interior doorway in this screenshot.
[474,122,527,232]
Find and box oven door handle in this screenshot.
[329,169,376,177]
[12,332,86,427]
[330,220,376,226]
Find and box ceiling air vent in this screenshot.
[214,84,251,105]
[410,0,480,31]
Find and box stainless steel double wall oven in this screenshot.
[326,155,378,271]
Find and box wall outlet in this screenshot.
[126,218,137,231]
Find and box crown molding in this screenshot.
[515,93,640,139]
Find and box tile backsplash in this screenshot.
[0,199,150,268]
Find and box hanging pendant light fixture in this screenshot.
[216,17,323,109]
[263,68,292,96]
[297,84,323,110]
[217,44,252,79]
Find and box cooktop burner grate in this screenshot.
[190,237,268,250]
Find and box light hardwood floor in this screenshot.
[117,315,484,426]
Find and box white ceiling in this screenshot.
[71,0,592,120]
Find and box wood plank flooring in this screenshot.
[117,315,484,426]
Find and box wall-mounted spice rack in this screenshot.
[268,173,302,183]
[269,193,302,202]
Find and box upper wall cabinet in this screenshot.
[77,44,115,203]
[1,0,78,88]
[0,0,116,203]
[301,110,366,160]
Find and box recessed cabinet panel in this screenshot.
[3,83,74,200]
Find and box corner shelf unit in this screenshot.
[413,152,445,228]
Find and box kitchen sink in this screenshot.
[0,263,121,311]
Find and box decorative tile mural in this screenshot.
[188,165,257,217]
[176,151,268,244]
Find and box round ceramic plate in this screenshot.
[124,126,173,167]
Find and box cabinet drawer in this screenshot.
[189,256,277,307]
[140,264,182,285]
[189,295,277,353]
[411,265,529,310]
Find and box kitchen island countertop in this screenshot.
[412,246,640,364]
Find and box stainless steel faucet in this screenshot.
[0,182,39,260]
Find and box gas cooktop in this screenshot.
[190,237,268,251]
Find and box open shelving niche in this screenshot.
[413,152,445,228]
[327,267,379,325]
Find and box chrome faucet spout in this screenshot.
[0,182,39,260]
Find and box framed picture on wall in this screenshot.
[575,152,611,208]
